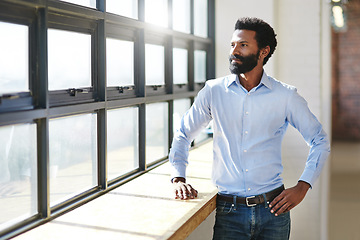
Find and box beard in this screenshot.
[229,50,260,75]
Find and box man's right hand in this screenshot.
[172,177,198,200]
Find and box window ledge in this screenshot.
[14,141,217,240]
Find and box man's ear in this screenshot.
[261,46,271,58]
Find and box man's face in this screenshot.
[229,29,261,75]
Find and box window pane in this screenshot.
[106,0,138,19]
[145,0,168,27]
[172,0,190,33]
[145,44,165,86]
[107,38,134,87]
[58,0,96,8]
[173,98,191,133]
[146,102,168,164]
[48,29,91,91]
[194,50,207,83]
[0,124,37,230]
[173,48,188,85]
[194,0,208,37]
[49,113,97,206]
[0,22,28,95]
[107,107,138,180]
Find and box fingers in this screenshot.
[269,190,296,216]
[270,200,292,216]
[174,182,198,200]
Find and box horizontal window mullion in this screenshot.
[106,25,137,40]
[47,14,97,33]
[0,109,46,126]
[107,88,136,100]
[48,87,95,103]
[47,102,105,118]
[0,2,36,24]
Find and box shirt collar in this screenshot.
[227,71,273,90]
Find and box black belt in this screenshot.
[217,185,285,207]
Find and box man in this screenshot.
[169,17,330,239]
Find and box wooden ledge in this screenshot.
[14,141,217,240]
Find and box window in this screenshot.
[0,20,33,113]
[145,44,165,86]
[48,29,92,91]
[0,123,37,231]
[106,38,134,87]
[107,107,139,181]
[194,0,208,37]
[145,0,168,27]
[59,0,96,8]
[146,102,168,165]
[106,0,138,19]
[173,48,188,86]
[194,50,207,83]
[173,0,190,33]
[49,113,97,207]
[0,22,28,94]
[0,0,214,238]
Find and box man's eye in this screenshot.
[242,44,248,47]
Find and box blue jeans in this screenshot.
[213,198,291,240]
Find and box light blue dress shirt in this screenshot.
[169,71,330,197]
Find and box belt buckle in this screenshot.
[246,196,256,207]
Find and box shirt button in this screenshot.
[244,149,247,153]
[245,131,248,134]
[245,169,249,172]
[245,111,249,115]
[248,188,251,191]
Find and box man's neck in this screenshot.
[238,66,264,92]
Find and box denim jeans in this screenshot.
[213,198,291,240]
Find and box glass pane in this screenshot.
[106,0,138,19]
[49,113,97,206]
[0,124,37,230]
[194,0,208,37]
[173,98,191,133]
[48,29,91,91]
[173,0,190,33]
[107,107,139,180]
[58,0,96,8]
[146,102,168,164]
[0,22,28,95]
[145,0,168,27]
[145,44,165,86]
[173,48,188,85]
[106,38,134,87]
[194,50,207,83]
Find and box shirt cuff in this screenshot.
[170,163,186,180]
[299,169,316,188]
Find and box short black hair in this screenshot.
[235,17,277,65]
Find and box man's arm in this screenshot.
[269,89,330,215]
[269,181,310,216]
[172,177,198,200]
[169,83,212,200]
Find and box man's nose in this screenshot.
[231,44,240,55]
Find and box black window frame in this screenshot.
[0,0,215,238]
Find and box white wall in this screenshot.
[214,0,277,78]
[187,0,332,239]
